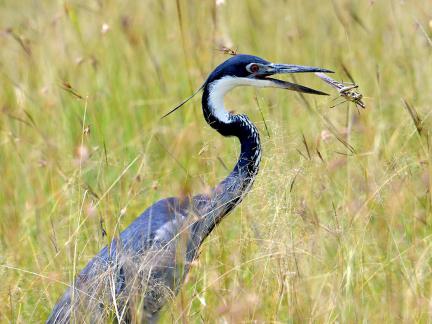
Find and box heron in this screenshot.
[47,54,331,323]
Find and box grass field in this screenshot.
[1,0,432,322]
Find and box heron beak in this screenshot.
[256,63,334,95]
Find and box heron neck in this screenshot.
[218,114,261,189]
[201,85,262,190]
[192,86,261,244]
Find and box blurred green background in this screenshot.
[1,0,431,322]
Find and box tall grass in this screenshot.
[1,0,431,322]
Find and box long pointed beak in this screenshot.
[258,63,334,95]
[270,63,333,74]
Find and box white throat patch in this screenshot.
[208,76,275,124]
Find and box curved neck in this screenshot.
[192,80,262,244]
[202,80,262,201]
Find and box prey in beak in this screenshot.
[246,62,334,96]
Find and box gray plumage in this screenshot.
[48,157,257,323]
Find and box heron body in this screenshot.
[47,54,331,323]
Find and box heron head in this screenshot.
[161,54,333,119]
[205,54,333,95]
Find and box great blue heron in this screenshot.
[47,54,331,323]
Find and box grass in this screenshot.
[1,0,431,322]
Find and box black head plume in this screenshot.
[161,84,205,119]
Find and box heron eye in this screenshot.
[249,64,259,73]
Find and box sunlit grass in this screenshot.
[1,0,431,322]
